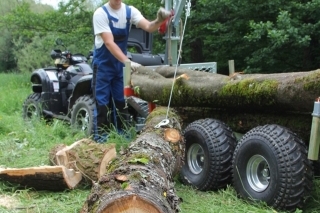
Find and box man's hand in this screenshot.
[156,7,172,23]
[131,61,141,72]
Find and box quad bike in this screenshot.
[22,27,164,136]
[22,38,94,125]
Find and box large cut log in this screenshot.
[131,66,320,113]
[50,138,117,183]
[0,140,117,191]
[81,107,184,213]
[0,166,81,191]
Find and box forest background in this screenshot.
[1,0,320,75]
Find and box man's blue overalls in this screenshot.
[92,5,131,142]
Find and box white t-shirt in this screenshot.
[93,3,144,48]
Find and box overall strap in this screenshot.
[126,5,131,30]
[102,5,118,22]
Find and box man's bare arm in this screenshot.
[137,7,172,33]
[137,19,164,33]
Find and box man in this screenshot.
[92,0,171,142]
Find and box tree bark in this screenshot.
[52,138,117,183]
[0,140,117,191]
[131,66,320,113]
[0,166,82,191]
[80,107,184,213]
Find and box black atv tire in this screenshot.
[70,95,95,136]
[22,93,42,120]
[180,118,237,191]
[232,124,313,211]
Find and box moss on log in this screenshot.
[50,139,117,183]
[131,67,320,113]
[80,107,184,213]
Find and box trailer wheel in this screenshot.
[22,93,42,120]
[232,124,313,211]
[70,95,95,136]
[180,118,237,191]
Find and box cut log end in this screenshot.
[98,147,117,179]
[49,144,67,166]
[164,128,181,143]
[99,195,163,213]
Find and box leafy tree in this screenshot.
[245,0,320,73]
[184,0,320,74]
[0,0,94,72]
[2,0,320,75]
[0,0,20,72]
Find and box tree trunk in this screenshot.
[131,67,320,113]
[0,140,117,191]
[52,138,117,183]
[80,107,184,213]
[0,166,82,191]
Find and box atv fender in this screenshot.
[30,68,58,93]
[68,74,93,110]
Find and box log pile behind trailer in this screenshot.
[132,66,320,112]
[131,66,320,142]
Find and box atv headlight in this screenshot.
[55,58,69,67]
[55,58,61,64]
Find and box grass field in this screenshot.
[0,73,319,213]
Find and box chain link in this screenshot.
[186,0,191,17]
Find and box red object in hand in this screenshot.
[158,10,174,34]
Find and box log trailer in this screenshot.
[124,0,318,212]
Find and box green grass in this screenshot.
[0,72,319,213]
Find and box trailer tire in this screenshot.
[232,124,313,211]
[180,118,237,191]
[70,95,95,136]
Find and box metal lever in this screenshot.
[155,119,170,128]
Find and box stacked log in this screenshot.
[131,67,320,142]
[131,66,320,113]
